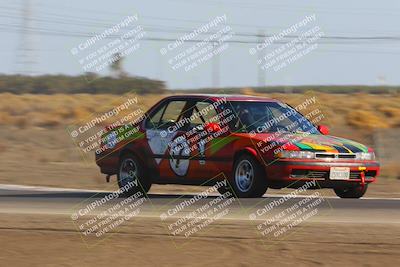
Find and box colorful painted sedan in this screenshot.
[95,94,380,198]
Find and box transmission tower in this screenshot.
[15,0,36,75]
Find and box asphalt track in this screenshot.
[0,184,399,224]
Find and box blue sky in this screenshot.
[1,0,400,89]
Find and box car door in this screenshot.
[144,99,192,180]
[185,100,229,180]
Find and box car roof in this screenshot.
[166,94,279,102]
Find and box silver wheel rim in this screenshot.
[235,160,254,193]
[119,158,138,187]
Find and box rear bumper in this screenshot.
[95,150,119,175]
[265,159,380,188]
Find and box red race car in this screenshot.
[95,94,380,198]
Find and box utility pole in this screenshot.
[16,0,36,75]
[257,30,266,87]
[212,41,220,88]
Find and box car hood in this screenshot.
[251,132,370,153]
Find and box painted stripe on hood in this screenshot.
[332,145,351,153]
[342,144,363,153]
[301,142,337,152]
[295,143,314,150]
[347,140,368,153]
[331,136,368,153]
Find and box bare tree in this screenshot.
[110,52,128,78]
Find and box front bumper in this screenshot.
[265,159,380,188]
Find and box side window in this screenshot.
[161,101,186,124]
[267,104,308,132]
[145,104,165,128]
[269,106,295,128]
[145,100,187,129]
[190,101,219,127]
[145,102,166,129]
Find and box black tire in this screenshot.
[117,153,151,197]
[334,184,368,199]
[230,154,268,198]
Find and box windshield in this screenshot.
[222,101,319,134]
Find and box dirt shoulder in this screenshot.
[0,214,399,267]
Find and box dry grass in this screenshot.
[1,92,400,132]
[0,93,168,128]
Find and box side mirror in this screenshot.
[204,122,222,133]
[317,125,330,135]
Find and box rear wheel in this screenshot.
[230,154,268,198]
[117,153,151,197]
[334,184,368,199]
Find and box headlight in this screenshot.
[355,152,375,160]
[277,150,315,159]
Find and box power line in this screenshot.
[169,0,400,17]
[1,16,400,45]
[2,26,400,56]
[2,21,400,56]
[3,3,400,36]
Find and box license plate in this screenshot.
[329,167,350,180]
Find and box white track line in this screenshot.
[0,184,108,193]
[0,184,399,200]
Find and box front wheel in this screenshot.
[334,184,368,199]
[230,154,268,198]
[117,153,151,197]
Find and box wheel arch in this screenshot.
[118,147,146,168]
[233,147,267,176]
[233,147,259,163]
